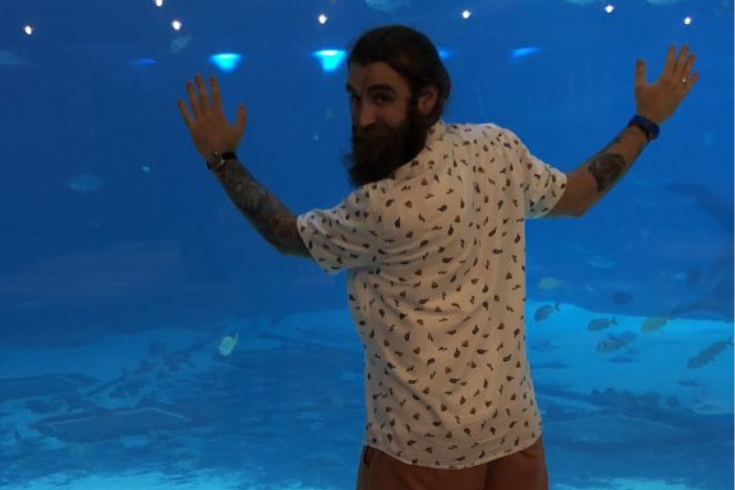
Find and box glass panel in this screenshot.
[1,1,732,489]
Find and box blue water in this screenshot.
[0,0,733,489]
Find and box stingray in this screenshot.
[666,183,734,320]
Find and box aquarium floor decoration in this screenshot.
[33,406,197,443]
[0,373,95,401]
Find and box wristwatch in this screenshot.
[627,115,659,142]
[206,150,238,171]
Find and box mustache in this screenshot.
[352,119,396,138]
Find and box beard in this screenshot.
[343,101,432,188]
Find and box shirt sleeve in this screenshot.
[296,186,382,275]
[504,129,567,218]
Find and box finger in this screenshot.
[663,44,676,77]
[195,73,210,112]
[683,71,700,96]
[178,99,194,129]
[235,103,247,139]
[682,53,696,81]
[210,75,226,119]
[634,59,647,90]
[186,80,201,118]
[674,44,690,80]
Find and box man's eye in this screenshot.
[374,94,391,104]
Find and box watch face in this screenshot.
[206,152,222,170]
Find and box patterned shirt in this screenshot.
[296,120,567,469]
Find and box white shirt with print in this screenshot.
[297,120,567,469]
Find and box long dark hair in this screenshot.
[347,25,451,124]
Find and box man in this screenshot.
[178,25,697,490]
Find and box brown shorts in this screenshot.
[356,436,548,490]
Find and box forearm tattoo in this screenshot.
[213,161,312,258]
[587,128,645,194]
[587,153,626,193]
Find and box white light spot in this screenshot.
[23,25,33,35]
[461,10,472,19]
[172,20,183,31]
[683,16,692,25]
[154,0,164,6]
[605,4,614,14]
[318,14,328,25]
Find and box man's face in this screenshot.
[344,62,436,188]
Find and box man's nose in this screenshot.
[355,103,377,129]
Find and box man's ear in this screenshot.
[417,84,439,116]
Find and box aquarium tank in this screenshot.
[0,0,732,489]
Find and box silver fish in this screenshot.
[597,332,637,353]
[641,315,674,333]
[534,302,560,322]
[597,338,628,353]
[686,337,733,368]
[587,317,617,331]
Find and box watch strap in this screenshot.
[628,115,659,141]
[206,151,238,171]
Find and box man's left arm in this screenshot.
[546,44,699,218]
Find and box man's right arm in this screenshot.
[211,159,313,259]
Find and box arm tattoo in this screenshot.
[212,160,312,259]
[587,153,626,192]
[586,127,645,194]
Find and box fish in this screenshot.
[597,338,628,353]
[534,360,568,369]
[170,34,192,54]
[537,276,563,291]
[607,352,640,364]
[666,183,734,234]
[686,337,733,368]
[597,331,637,353]
[612,292,633,305]
[691,395,733,416]
[641,314,674,333]
[0,50,24,66]
[65,173,104,193]
[534,302,560,322]
[715,0,733,18]
[666,183,733,321]
[587,317,617,331]
[218,332,239,356]
[364,0,410,12]
[510,47,543,61]
[528,339,556,352]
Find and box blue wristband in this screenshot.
[628,115,659,141]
